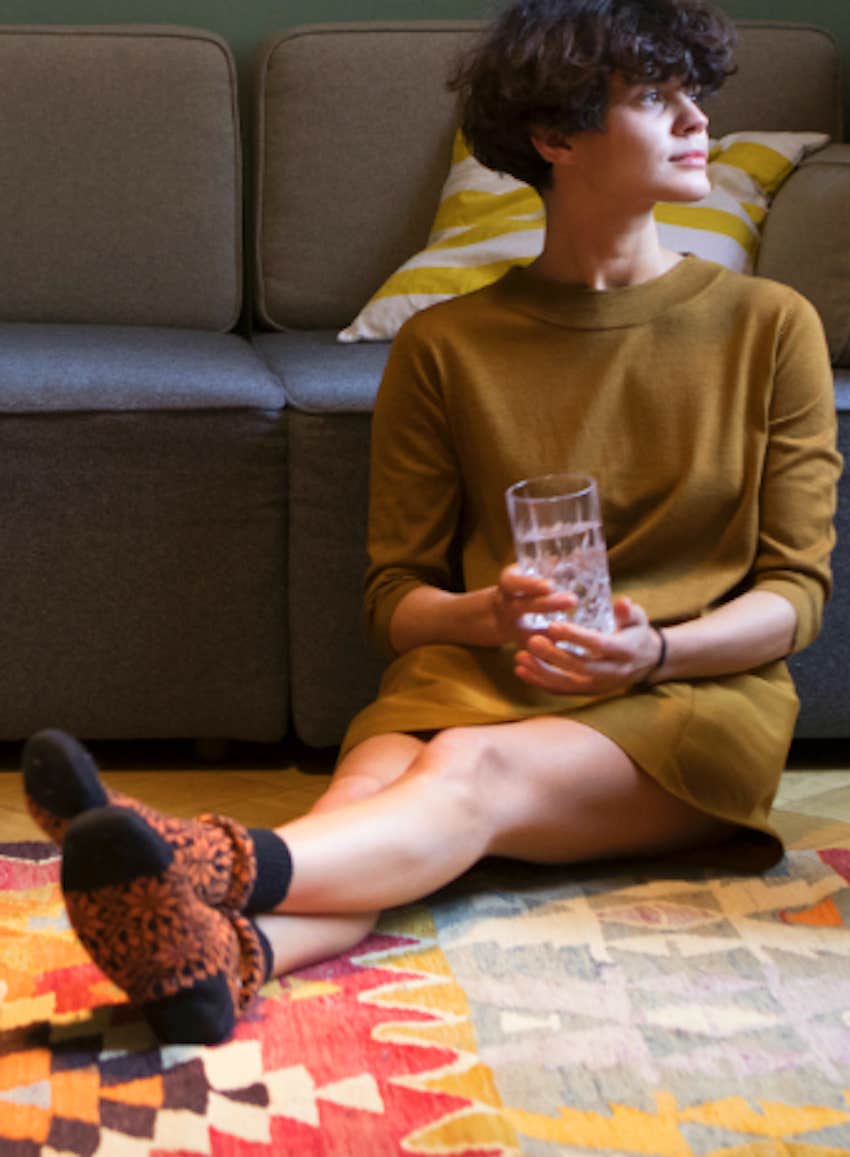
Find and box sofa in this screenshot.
[0,21,846,749]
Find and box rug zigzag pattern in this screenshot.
[353,914,524,1155]
[2,844,850,1155]
[0,848,508,1156]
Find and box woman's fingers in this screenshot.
[612,595,647,629]
[496,568,578,643]
[543,622,623,660]
[499,567,576,608]
[514,647,595,691]
[498,565,549,596]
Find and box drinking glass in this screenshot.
[505,472,614,643]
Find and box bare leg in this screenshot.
[274,717,734,916]
[256,733,425,976]
[253,909,380,977]
[309,732,426,813]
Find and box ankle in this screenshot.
[244,828,292,914]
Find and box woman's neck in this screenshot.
[530,198,680,291]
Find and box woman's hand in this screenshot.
[388,567,580,653]
[513,595,664,694]
[492,566,583,648]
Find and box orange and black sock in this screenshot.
[23,729,291,913]
[62,805,275,1045]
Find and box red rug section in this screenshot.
[0,842,503,1157]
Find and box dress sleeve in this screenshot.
[753,291,843,651]
[363,321,463,656]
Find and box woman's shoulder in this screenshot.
[695,259,818,316]
[393,275,518,346]
[684,260,826,353]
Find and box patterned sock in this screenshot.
[61,805,271,1045]
[23,729,291,912]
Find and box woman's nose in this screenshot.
[676,94,709,134]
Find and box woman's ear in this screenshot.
[530,126,574,165]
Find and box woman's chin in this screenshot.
[662,174,712,202]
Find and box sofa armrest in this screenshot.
[756,144,850,368]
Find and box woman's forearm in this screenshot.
[389,582,799,687]
[388,585,502,654]
[650,589,797,684]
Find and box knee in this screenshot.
[310,772,387,815]
[418,727,506,814]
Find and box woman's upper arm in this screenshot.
[363,325,463,655]
[754,293,843,651]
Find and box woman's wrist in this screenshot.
[631,591,797,685]
[636,626,667,688]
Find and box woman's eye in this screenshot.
[637,86,703,109]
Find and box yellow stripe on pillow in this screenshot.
[743,202,767,226]
[713,141,793,196]
[432,187,544,235]
[427,218,546,254]
[653,204,759,254]
[373,259,534,300]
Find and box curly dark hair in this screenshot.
[449,0,736,190]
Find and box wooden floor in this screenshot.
[1,735,849,852]
[0,737,335,842]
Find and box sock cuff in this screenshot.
[251,919,275,982]
[246,829,292,914]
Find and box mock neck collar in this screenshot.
[492,255,724,329]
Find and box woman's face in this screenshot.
[560,75,711,209]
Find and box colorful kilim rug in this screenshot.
[1,841,850,1156]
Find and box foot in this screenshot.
[23,729,258,910]
[61,806,270,1045]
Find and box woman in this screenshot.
[23,0,840,1045]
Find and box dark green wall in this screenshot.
[1,0,847,132]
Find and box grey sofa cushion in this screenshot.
[0,325,284,413]
[835,370,850,410]
[0,409,288,741]
[0,26,243,330]
[701,24,842,138]
[254,23,480,331]
[253,331,389,412]
[287,412,386,747]
[758,145,850,368]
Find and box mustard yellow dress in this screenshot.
[341,257,841,863]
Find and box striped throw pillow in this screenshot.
[338,129,828,343]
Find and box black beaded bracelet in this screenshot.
[636,627,667,690]
[650,627,667,673]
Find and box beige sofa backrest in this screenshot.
[705,22,841,139]
[0,26,243,331]
[254,21,843,333]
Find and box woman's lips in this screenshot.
[671,152,707,166]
